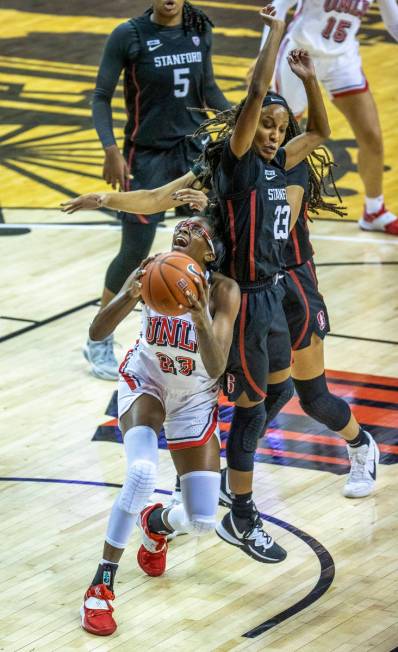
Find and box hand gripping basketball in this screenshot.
[140,252,203,316]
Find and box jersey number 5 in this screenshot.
[173,68,190,98]
[273,205,290,240]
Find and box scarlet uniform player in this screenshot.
[255,0,398,235]
[78,216,240,636]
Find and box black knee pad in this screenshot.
[226,403,266,472]
[294,373,351,432]
[264,377,294,429]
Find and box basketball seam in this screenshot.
[161,257,200,302]
[158,264,184,310]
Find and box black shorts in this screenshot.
[282,259,330,350]
[267,289,292,373]
[121,138,202,224]
[223,279,284,402]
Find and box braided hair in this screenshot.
[147,1,213,34]
[192,92,346,218]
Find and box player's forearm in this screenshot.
[303,76,331,142]
[250,21,285,100]
[379,0,398,41]
[100,172,198,214]
[259,0,296,49]
[92,92,117,149]
[89,290,138,341]
[196,321,227,378]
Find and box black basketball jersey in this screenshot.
[124,15,210,149]
[283,161,314,268]
[214,141,291,284]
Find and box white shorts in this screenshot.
[118,372,220,452]
[274,35,368,115]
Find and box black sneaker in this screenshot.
[216,511,287,563]
[219,468,232,508]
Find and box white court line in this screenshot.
[1,222,398,246]
[310,234,398,246]
[0,223,121,231]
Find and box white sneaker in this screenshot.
[83,334,119,380]
[358,205,398,236]
[343,431,380,498]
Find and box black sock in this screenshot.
[231,492,256,520]
[91,562,118,591]
[348,428,369,448]
[174,475,181,492]
[148,506,173,535]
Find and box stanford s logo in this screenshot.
[317,310,326,330]
[192,36,200,46]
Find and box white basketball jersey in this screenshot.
[286,0,374,56]
[121,304,218,395]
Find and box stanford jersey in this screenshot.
[284,160,314,268]
[214,141,291,284]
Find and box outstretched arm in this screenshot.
[61,172,208,215]
[230,6,285,159]
[284,50,330,170]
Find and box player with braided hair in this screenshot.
[86,0,229,380]
[174,6,331,564]
[216,93,379,507]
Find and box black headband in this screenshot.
[262,94,289,110]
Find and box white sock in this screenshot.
[365,195,384,214]
[167,503,190,532]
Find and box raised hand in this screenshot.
[171,188,209,212]
[60,193,103,213]
[259,4,284,29]
[287,49,316,81]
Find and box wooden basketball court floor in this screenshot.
[1,2,398,651]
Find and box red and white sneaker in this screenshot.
[137,503,168,577]
[80,584,116,636]
[359,205,398,235]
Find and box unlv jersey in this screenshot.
[120,304,218,395]
[286,0,374,56]
[124,14,210,148]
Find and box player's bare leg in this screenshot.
[333,89,398,235]
[81,395,164,636]
[292,334,379,497]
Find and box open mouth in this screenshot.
[164,1,177,10]
[174,234,189,247]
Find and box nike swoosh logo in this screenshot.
[148,44,163,52]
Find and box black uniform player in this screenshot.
[85,0,229,380]
[192,7,331,564]
[275,154,379,499]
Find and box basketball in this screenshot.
[141,252,203,316]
